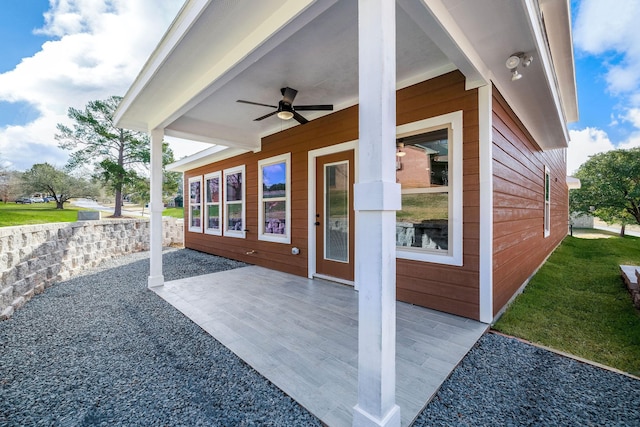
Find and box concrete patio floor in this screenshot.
[152,266,487,426]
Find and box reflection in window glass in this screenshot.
[226,173,242,201]
[259,154,290,243]
[205,172,221,234]
[396,127,450,252]
[325,162,349,262]
[227,203,242,231]
[188,177,202,232]
[264,201,286,234]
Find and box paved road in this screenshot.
[70,198,149,217]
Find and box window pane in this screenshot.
[262,162,286,199]
[396,193,448,250]
[207,205,219,229]
[264,201,286,234]
[190,180,201,203]
[190,205,201,228]
[206,177,219,203]
[396,127,450,252]
[226,173,242,201]
[325,162,349,262]
[227,203,242,231]
[396,128,449,188]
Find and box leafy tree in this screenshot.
[0,169,22,203]
[570,148,640,236]
[21,163,97,209]
[56,96,179,217]
[56,96,150,217]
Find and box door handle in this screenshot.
[314,222,320,226]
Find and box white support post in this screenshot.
[148,128,165,288]
[353,1,401,426]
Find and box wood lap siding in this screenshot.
[184,71,482,319]
[184,106,359,278]
[492,89,568,316]
[396,72,481,320]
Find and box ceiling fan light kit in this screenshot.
[237,87,333,125]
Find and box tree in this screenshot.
[570,148,640,237]
[21,163,97,209]
[57,96,179,217]
[56,96,150,217]
[0,157,22,203]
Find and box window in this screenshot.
[204,172,221,235]
[188,176,202,232]
[258,153,291,243]
[544,166,550,237]
[223,165,245,238]
[395,111,463,266]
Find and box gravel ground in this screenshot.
[415,333,640,427]
[0,249,321,427]
[1,248,639,426]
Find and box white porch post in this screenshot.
[353,0,401,426]
[148,128,165,288]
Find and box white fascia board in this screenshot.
[148,0,329,132]
[114,0,211,128]
[167,146,248,173]
[539,0,578,123]
[522,0,571,143]
[403,0,490,90]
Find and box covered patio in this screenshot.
[152,266,487,427]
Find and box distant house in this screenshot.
[115,1,577,425]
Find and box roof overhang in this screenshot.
[115,0,578,158]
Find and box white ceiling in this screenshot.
[115,0,577,156]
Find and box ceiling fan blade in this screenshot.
[254,111,278,121]
[237,100,278,108]
[293,111,308,124]
[292,104,333,111]
[281,87,298,105]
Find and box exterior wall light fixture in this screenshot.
[506,52,533,81]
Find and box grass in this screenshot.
[162,207,184,218]
[494,234,640,376]
[0,202,93,227]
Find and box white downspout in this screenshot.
[148,128,165,288]
[352,0,401,426]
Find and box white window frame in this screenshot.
[395,111,463,266]
[204,171,222,236]
[258,153,291,244]
[223,165,246,239]
[188,176,203,233]
[544,165,551,237]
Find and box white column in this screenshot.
[353,1,401,426]
[478,85,493,323]
[148,128,165,288]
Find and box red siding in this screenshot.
[492,88,568,316]
[183,71,482,319]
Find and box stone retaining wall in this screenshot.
[0,217,183,320]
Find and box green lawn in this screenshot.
[0,202,93,227]
[162,207,184,218]
[494,234,640,376]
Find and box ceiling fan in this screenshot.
[237,87,333,124]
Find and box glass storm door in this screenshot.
[315,150,355,282]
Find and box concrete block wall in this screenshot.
[0,217,183,320]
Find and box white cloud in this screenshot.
[568,126,640,175]
[0,0,185,171]
[573,0,640,97]
[567,128,615,175]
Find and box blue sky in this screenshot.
[0,1,639,174]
